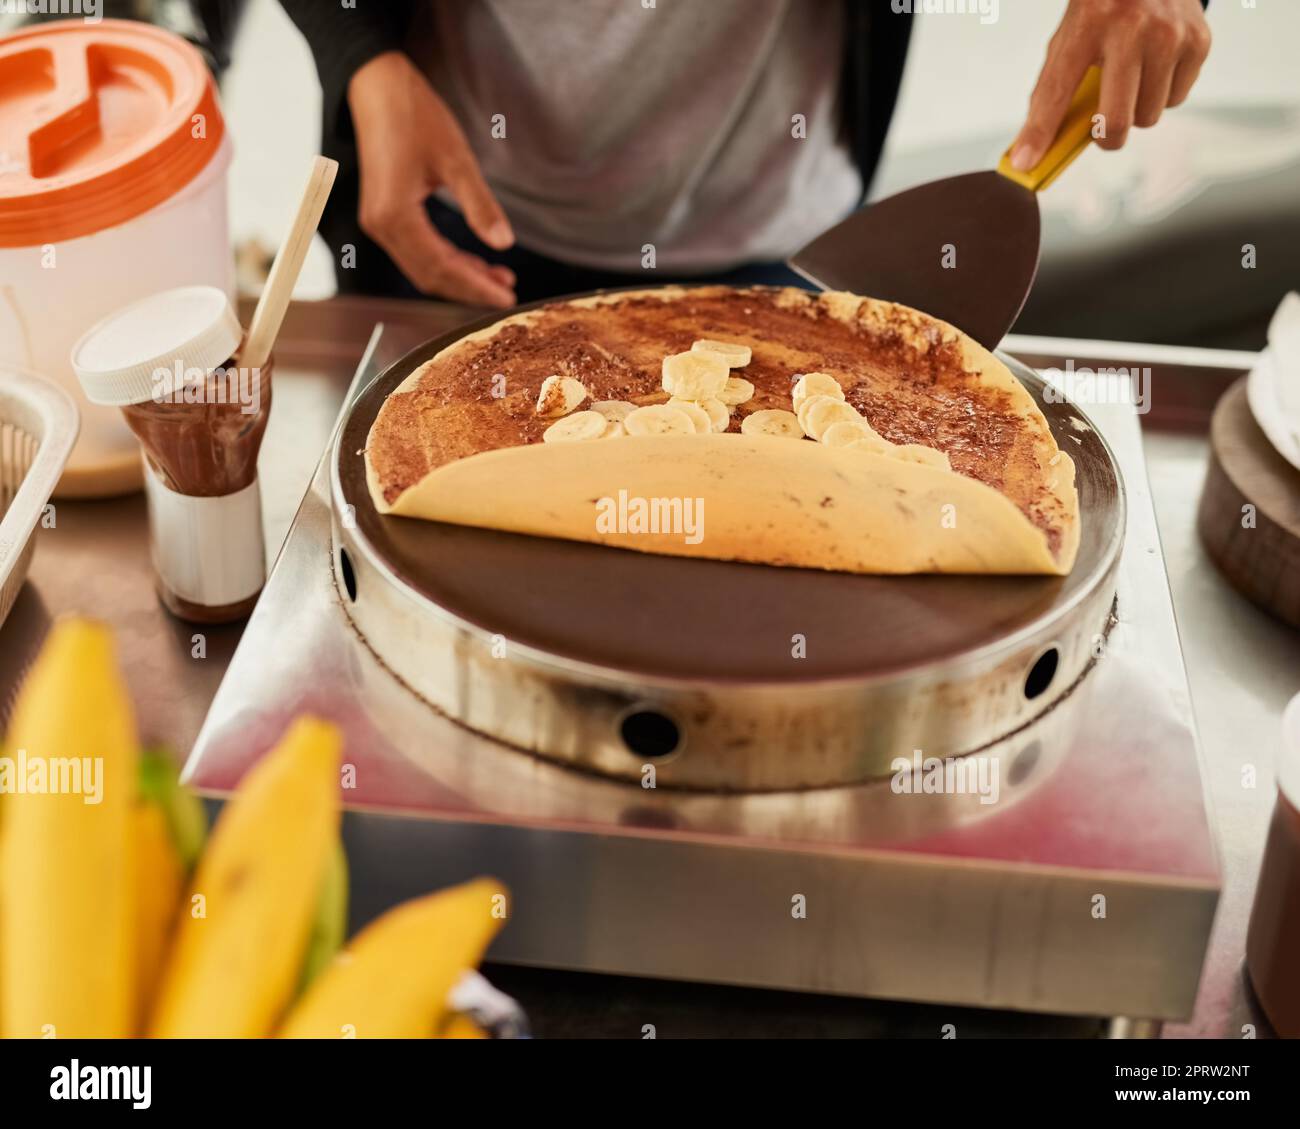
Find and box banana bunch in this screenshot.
[0,618,509,1039]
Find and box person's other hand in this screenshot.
[347,51,517,306]
[1009,0,1211,171]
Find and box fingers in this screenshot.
[1096,36,1141,150]
[1168,20,1211,108]
[432,247,516,308]
[1015,1,1213,165]
[1101,3,1212,144]
[1133,7,1202,129]
[1010,35,1094,171]
[488,263,516,289]
[1134,44,1177,131]
[423,96,515,252]
[440,152,515,252]
[361,199,515,307]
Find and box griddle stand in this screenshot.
[184,326,1219,1030]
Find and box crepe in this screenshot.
[363,286,1080,575]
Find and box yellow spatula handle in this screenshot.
[998,66,1102,192]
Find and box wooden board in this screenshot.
[1198,377,1300,629]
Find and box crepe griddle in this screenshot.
[331,293,1123,791]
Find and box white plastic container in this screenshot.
[0,367,79,629]
[0,20,234,497]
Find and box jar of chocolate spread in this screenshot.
[72,286,270,623]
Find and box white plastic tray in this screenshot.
[0,368,79,628]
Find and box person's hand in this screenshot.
[347,51,517,306]
[1009,0,1211,171]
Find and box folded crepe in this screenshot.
[364,286,1080,576]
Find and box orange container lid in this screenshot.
[0,19,226,248]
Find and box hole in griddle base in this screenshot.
[620,710,681,760]
[1024,647,1059,700]
[339,548,357,602]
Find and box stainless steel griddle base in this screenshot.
[184,327,1219,1023]
[330,294,1124,790]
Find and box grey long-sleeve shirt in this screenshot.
[401,0,862,270]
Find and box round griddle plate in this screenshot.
[337,299,1121,685]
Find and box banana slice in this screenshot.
[820,419,886,449]
[718,376,755,406]
[691,339,752,368]
[665,399,713,434]
[797,394,859,438]
[795,394,834,435]
[889,443,952,471]
[792,372,845,413]
[624,404,696,437]
[542,410,606,443]
[536,375,588,417]
[804,398,861,441]
[590,399,637,423]
[741,409,803,439]
[599,420,626,439]
[662,351,728,399]
[697,397,731,432]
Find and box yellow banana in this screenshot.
[438,1013,488,1039]
[148,716,341,1037]
[0,618,138,1038]
[131,800,184,1030]
[298,837,349,991]
[279,878,506,1038]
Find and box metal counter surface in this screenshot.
[3,298,1294,1038]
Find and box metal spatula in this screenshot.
[790,69,1102,349]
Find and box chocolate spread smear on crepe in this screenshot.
[364,287,1080,576]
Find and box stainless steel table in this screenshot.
[4,298,1294,1038]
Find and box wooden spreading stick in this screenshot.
[241,155,338,371]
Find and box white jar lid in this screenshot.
[71,286,242,407]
